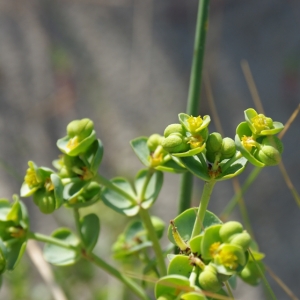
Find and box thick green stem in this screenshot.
[139,207,167,276]
[178,0,210,214]
[28,231,77,250]
[191,180,216,238]
[84,252,151,300]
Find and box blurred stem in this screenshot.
[220,167,262,220]
[139,207,167,276]
[84,252,151,300]
[178,0,210,214]
[191,180,216,238]
[28,232,77,250]
[73,208,84,242]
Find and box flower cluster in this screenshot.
[235,108,284,167]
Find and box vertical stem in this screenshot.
[84,252,151,300]
[191,180,216,238]
[139,207,167,276]
[178,0,210,214]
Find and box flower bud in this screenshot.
[147,134,163,152]
[239,260,264,286]
[164,124,185,137]
[161,134,189,153]
[198,265,222,292]
[67,118,94,141]
[220,137,236,159]
[230,232,251,250]
[206,132,223,153]
[219,221,243,243]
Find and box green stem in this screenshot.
[178,0,210,215]
[220,167,262,220]
[84,252,151,300]
[248,250,277,300]
[140,169,154,201]
[95,174,136,204]
[28,231,77,250]
[191,180,216,238]
[139,207,167,276]
[73,208,84,242]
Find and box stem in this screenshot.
[248,250,277,300]
[191,180,216,238]
[140,169,154,201]
[73,208,84,242]
[224,281,235,299]
[139,207,167,276]
[28,232,77,250]
[178,0,210,214]
[84,252,151,300]
[95,174,136,204]
[220,167,262,220]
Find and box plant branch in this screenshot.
[178,0,210,214]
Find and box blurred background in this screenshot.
[0,0,300,299]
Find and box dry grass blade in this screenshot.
[240,59,265,113]
[265,265,300,300]
[26,240,67,300]
[278,103,300,140]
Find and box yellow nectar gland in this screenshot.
[251,114,272,133]
[149,153,163,167]
[209,242,221,257]
[187,116,203,133]
[24,167,39,188]
[241,135,256,151]
[218,249,238,270]
[44,178,54,192]
[67,136,79,150]
[188,135,204,149]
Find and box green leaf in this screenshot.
[155,274,192,298]
[217,156,248,181]
[168,255,193,278]
[168,209,222,245]
[189,235,203,254]
[51,174,64,209]
[201,224,222,260]
[155,159,186,173]
[43,228,80,266]
[180,155,210,181]
[80,214,100,252]
[135,170,163,210]
[101,178,139,216]
[130,137,151,167]
[6,241,27,270]
[181,292,207,300]
[171,144,206,158]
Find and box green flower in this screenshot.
[57,118,96,156]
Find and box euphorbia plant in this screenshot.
[0,1,288,299]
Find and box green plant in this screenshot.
[0,1,295,300]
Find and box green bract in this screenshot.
[244,108,284,136]
[57,118,96,156]
[131,136,186,173]
[0,196,29,271]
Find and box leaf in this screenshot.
[155,159,186,173]
[155,274,192,298]
[168,209,222,245]
[168,255,193,278]
[135,170,163,210]
[171,144,206,158]
[180,155,210,181]
[130,137,151,167]
[6,241,27,270]
[81,139,104,175]
[217,156,248,181]
[43,228,80,266]
[101,178,139,216]
[80,214,100,252]
[181,292,207,300]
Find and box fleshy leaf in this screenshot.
[130,137,151,167]
[167,255,193,278]
[101,178,139,216]
[168,209,222,245]
[80,214,100,252]
[135,170,163,210]
[179,155,210,181]
[155,274,193,298]
[43,228,80,266]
